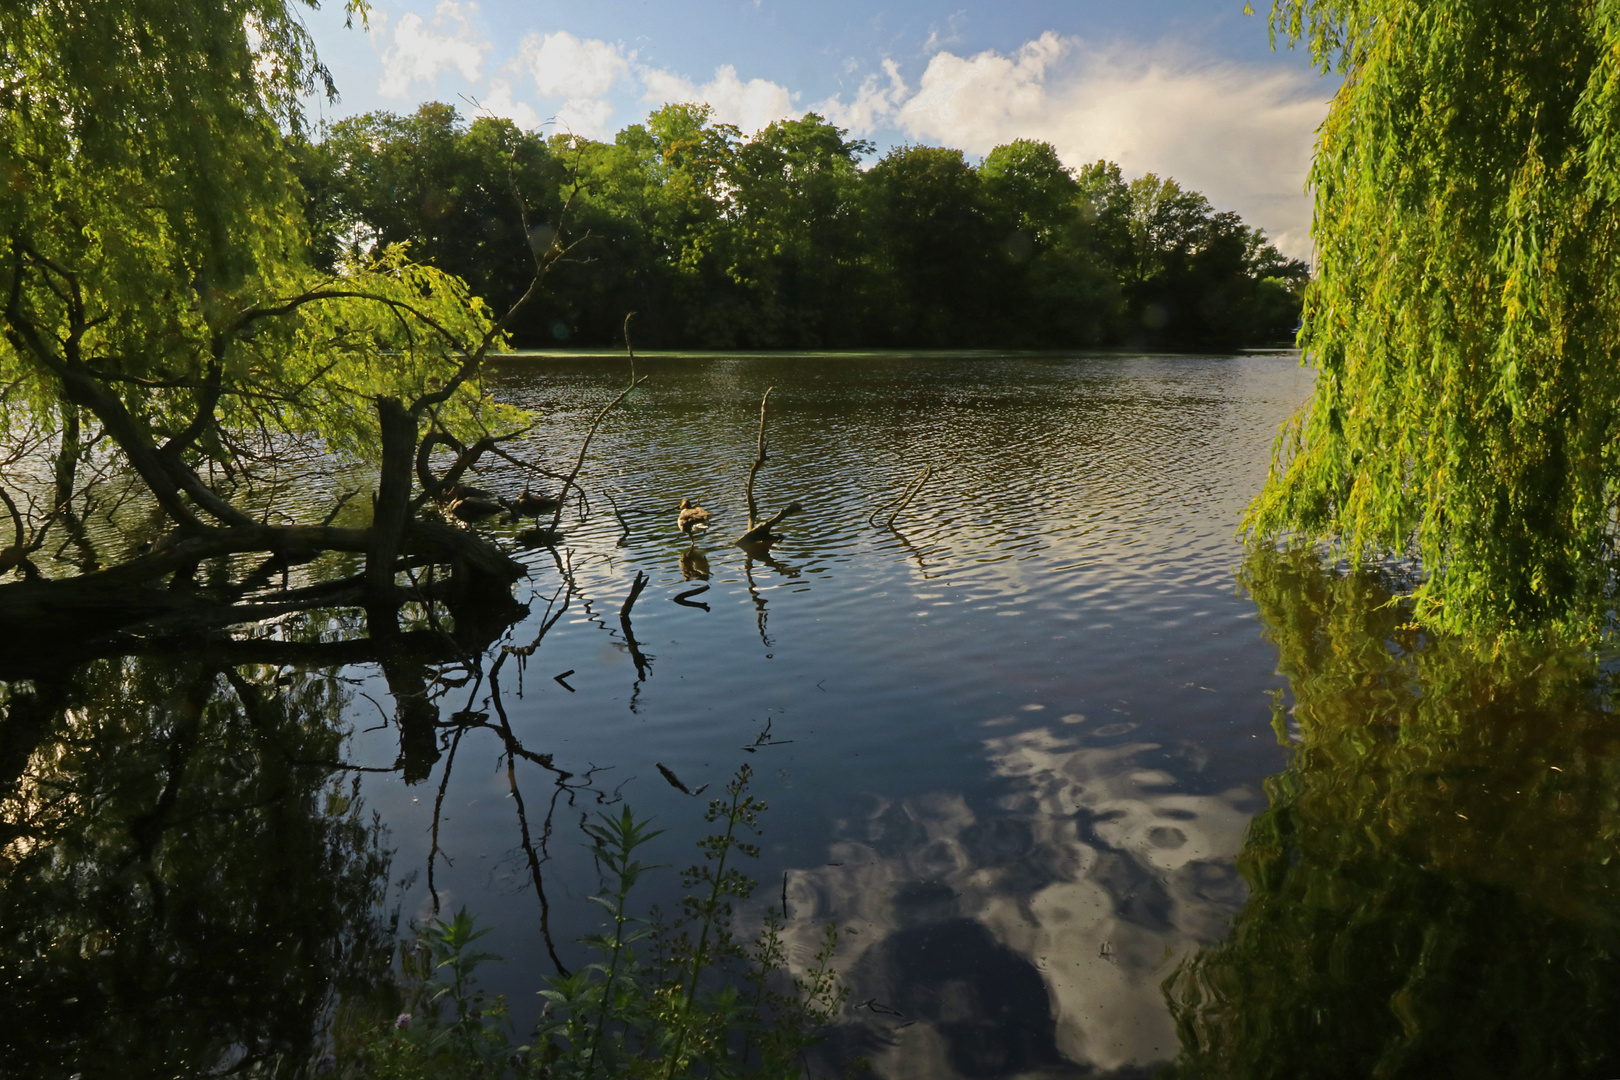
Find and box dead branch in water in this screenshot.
[744,386,774,527]
[673,584,711,611]
[623,311,637,387]
[735,387,802,546]
[603,491,631,546]
[879,464,934,529]
[546,373,651,535]
[736,501,804,546]
[619,569,650,621]
[618,570,652,683]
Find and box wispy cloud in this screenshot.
[475,78,542,130]
[922,8,968,54]
[821,32,1329,257]
[377,0,489,98]
[819,59,908,136]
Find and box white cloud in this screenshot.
[517,30,630,100]
[897,32,1068,147]
[821,34,1330,258]
[640,64,796,136]
[476,78,542,130]
[552,97,619,141]
[818,59,908,137]
[377,1,488,98]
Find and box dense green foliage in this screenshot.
[334,768,848,1078]
[0,0,527,567]
[1247,0,1620,634]
[301,103,1306,351]
[1164,548,1620,1078]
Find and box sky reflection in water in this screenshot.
[13,353,1620,1077]
[346,351,1309,1075]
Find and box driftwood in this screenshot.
[737,501,804,546]
[735,386,802,545]
[0,140,604,652]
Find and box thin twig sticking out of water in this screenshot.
[870,464,934,530]
[737,387,803,545]
[547,376,649,535]
[624,311,636,387]
[745,386,773,529]
[602,490,631,546]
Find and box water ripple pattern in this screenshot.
[343,350,1313,1077]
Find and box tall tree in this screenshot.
[727,114,872,347]
[979,143,1120,346]
[1246,0,1620,633]
[312,103,566,342]
[864,145,996,346]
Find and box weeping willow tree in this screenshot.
[0,0,571,659]
[1246,0,1620,634]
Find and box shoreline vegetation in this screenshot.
[490,346,1305,361]
[333,767,853,1080]
[294,102,1307,355]
[1245,0,1620,636]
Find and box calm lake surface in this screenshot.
[11,350,1620,1079]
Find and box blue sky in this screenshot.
[301,1,1335,256]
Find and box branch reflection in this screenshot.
[740,539,800,650]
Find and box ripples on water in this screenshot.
[13,352,1620,1077]
[336,351,1311,1075]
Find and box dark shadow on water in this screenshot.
[0,651,395,1078]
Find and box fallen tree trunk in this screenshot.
[0,513,527,677]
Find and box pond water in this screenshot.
[8,351,1620,1079]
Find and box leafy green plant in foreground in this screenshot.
[336,766,849,1078]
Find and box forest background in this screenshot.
[293,102,1308,351]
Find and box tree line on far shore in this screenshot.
[293,102,1307,352]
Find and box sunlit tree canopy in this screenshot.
[1247,0,1620,634]
[0,0,549,639]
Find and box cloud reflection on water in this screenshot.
[789,725,1257,1076]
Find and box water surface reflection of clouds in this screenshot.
[790,723,1258,1076]
[340,353,1308,1064]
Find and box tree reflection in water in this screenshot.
[0,651,394,1077]
[1166,548,1620,1079]
[0,573,581,1076]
